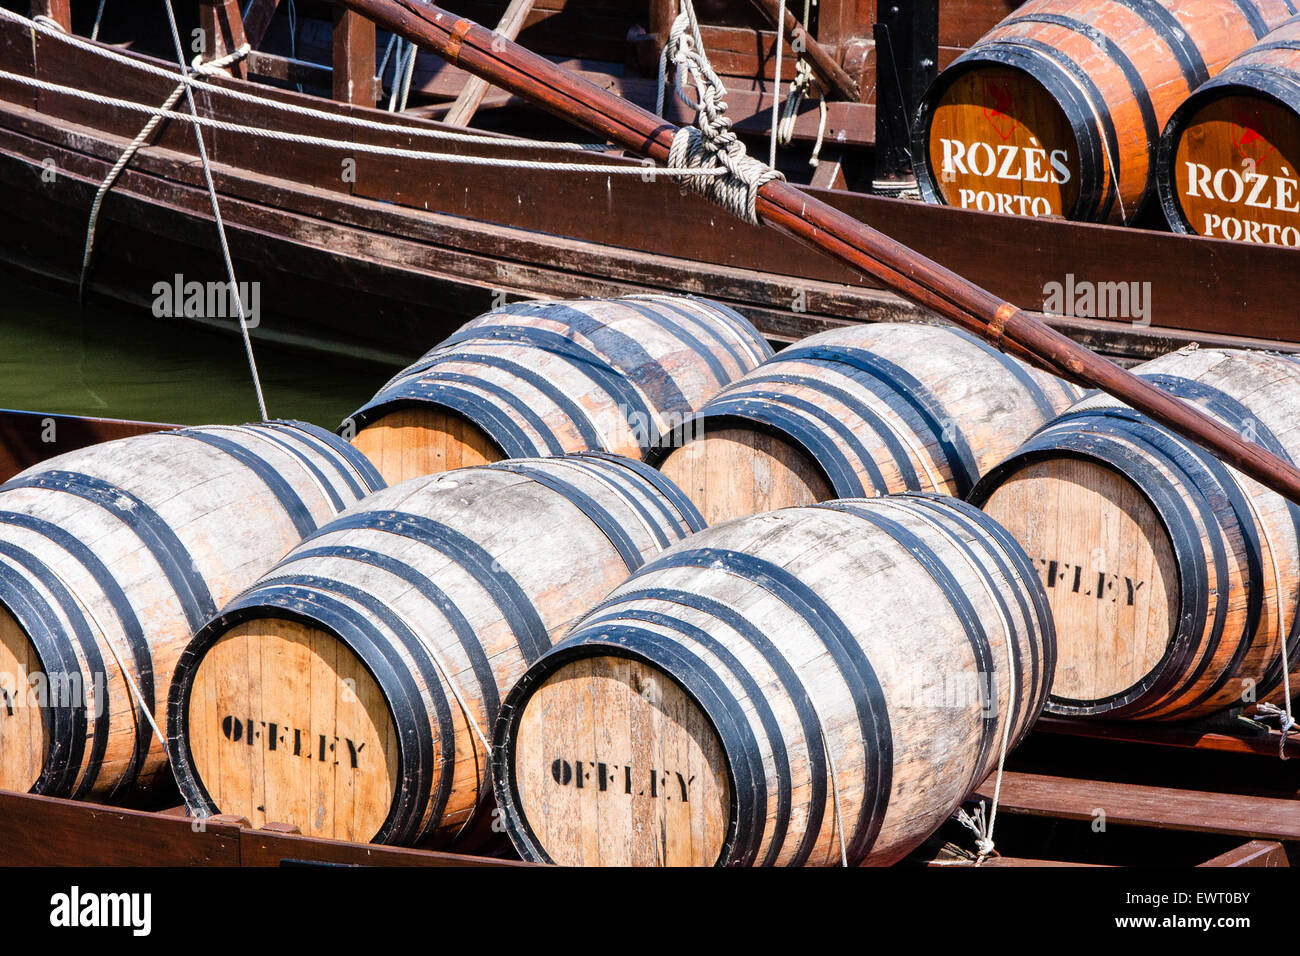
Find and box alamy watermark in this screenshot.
[151,274,261,328]
[1043,273,1151,326]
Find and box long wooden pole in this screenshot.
[444,0,536,126]
[337,0,1300,504]
[744,0,860,101]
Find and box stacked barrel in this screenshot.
[972,346,1300,719]
[492,495,1055,866]
[0,422,384,800]
[1159,16,1300,244]
[149,308,1074,865]
[915,0,1296,223]
[650,322,1081,525]
[344,296,773,485]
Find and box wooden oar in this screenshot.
[337,0,1300,504]
[444,0,535,127]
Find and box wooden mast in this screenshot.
[335,0,1300,505]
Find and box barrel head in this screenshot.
[0,607,48,793]
[351,406,503,486]
[980,457,1178,710]
[657,426,833,526]
[184,618,400,843]
[507,655,731,866]
[1168,93,1300,246]
[925,66,1081,219]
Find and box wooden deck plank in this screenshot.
[975,772,1300,843]
[0,790,243,866]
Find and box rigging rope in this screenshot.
[657,0,785,224]
[160,0,268,421]
[1,7,613,153]
[78,43,251,303]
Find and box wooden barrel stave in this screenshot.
[0,422,384,800]
[167,455,705,845]
[1159,16,1300,244]
[492,494,1053,866]
[347,296,774,486]
[653,323,1080,526]
[974,347,1300,719]
[916,0,1295,223]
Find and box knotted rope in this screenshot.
[657,0,784,224]
[771,0,828,168]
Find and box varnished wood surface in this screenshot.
[351,406,502,486]
[187,619,401,843]
[513,656,731,866]
[980,457,1178,704]
[920,0,1296,223]
[0,605,46,794]
[1163,18,1300,244]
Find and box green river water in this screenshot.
[0,273,404,428]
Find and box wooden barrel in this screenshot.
[0,422,385,801]
[166,454,705,845]
[915,0,1295,223]
[649,322,1081,526]
[491,494,1053,866]
[346,296,773,486]
[1158,16,1300,245]
[971,346,1300,720]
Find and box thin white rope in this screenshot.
[91,0,108,41]
[78,44,251,303]
[0,7,612,153]
[0,69,731,177]
[769,0,785,169]
[1231,471,1298,758]
[875,497,1019,864]
[161,0,269,423]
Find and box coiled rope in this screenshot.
[656,0,785,224]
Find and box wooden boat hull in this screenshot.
[2,17,1299,364]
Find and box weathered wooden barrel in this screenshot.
[648,322,1081,526]
[0,422,385,801]
[915,0,1295,223]
[167,455,705,845]
[972,346,1300,720]
[345,296,773,485]
[1158,16,1300,245]
[492,494,1054,866]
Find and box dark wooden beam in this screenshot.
[332,7,378,105]
[29,1,70,32]
[243,0,283,49]
[744,0,860,101]
[199,0,250,79]
[444,0,536,127]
